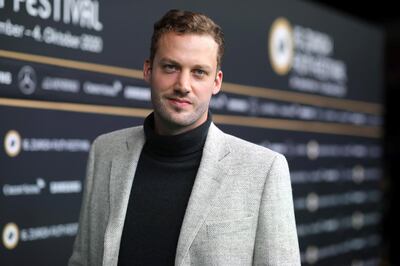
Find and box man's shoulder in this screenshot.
[92,125,143,151]
[215,126,282,160]
[96,125,143,141]
[214,127,288,174]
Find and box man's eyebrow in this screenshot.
[193,64,212,72]
[159,58,180,65]
[159,58,212,71]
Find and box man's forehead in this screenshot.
[158,32,217,47]
[155,32,218,67]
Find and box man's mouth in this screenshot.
[167,97,192,106]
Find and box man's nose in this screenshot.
[174,70,191,94]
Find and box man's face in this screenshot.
[144,32,223,135]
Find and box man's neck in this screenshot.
[153,113,208,136]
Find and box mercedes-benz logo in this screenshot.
[18,66,37,95]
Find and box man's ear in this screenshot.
[143,59,152,83]
[212,70,223,95]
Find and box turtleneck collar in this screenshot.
[143,112,212,158]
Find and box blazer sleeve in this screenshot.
[253,154,301,266]
[68,138,97,266]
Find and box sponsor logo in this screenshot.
[297,212,380,237]
[4,130,90,156]
[42,76,80,93]
[2,223,20,250]
[2,222,78,249]
[18,65,37,95]
[123,86,151,101]
[20,223,78,242]
[2,178,82,197]
[83,80,122,97]
[301,235,380,263]
[22,138,90,152]
[50,180,81,194]
[295,190,381,211]
[4,130,22,157]
[268,17,294,75]
[3,178,46,196]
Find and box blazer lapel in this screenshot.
[175,123,231,266]
[102,127,145,266]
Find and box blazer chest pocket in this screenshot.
[206,216,253,238]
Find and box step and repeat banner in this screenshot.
[0,1,383,265]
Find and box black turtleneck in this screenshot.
[118,113,211,266]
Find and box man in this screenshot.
[69,9,300,266]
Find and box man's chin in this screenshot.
[165,116,193,128]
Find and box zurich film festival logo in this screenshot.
[4,130,22,157]
[268,17,294,75]
[2,223,20,250]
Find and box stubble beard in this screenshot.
[151,93,209,132]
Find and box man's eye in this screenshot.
[163,64,177,73]
[193,69,207,77]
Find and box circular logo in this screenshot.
[307,140,320,160]
[305,246,319,264]
[306,192,319,212]
[18,65,37,95]
[352,165,365,184]
[268,17,294,75]
[352,211,365,230]
[4,130,22,157]
[2,223,20,250]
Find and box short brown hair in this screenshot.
[150,9,225,69]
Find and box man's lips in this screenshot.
[167,97,192,105]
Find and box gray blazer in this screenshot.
[68,123,301,266]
